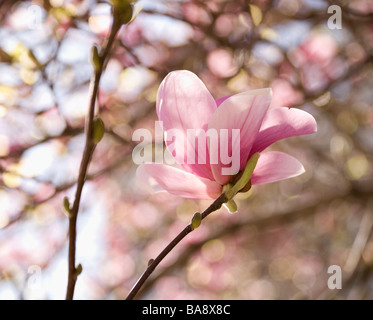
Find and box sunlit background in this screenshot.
[0,0,372,299]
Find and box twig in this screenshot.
[0,126,83,160]
[65,12,123,300]
[125,152,260,299]
[125,193,228,300]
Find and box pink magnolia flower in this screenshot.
[137,70,317,200]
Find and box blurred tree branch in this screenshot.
[1,0,373,300]
[135,185,373,299]
[125,193,228,300]
[65,5,128,299]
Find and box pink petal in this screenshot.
[208,89,272,185]
[136,163,222,199]
[251,151,305,185]
[157,70,217,180]
[251,107,317,154]
[216,95,231,107]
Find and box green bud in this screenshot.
[120,4,133,24]
[191,212,202,230]
[112,1,133,25]
[75,264,83,276]
[223,199,238,214]
[63,196,72,217]
[225,153,259,201]
[148,259,154,266]
[92,117,105,144]
[90,45,101,71]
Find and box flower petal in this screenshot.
[216,95,231,107]
[251,151,305,185]
[136,163,222,199]
[208,89,272,185]
[157,70,217,180]
[251,107,317,154]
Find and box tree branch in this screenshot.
[125,193,228,300]
[65,13,123,301]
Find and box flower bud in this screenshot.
[63,196,72,218]
[75,264,83,276]
[191,212,202,230]
[111,0,133,25]
[90,44,101,71]
[92,117,105,144]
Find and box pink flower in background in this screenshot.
[288,33,346,93]
[137,70,317,200]
[183,2,211,26]
[270,79,304,108]
[207,49,238,78]
[295,33,338,66]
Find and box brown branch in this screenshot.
[65,12,124,300]
[133,196,326,299]
[0,126,83,160]
[125,193,228,300]
[133,185,373,299]
[1,149,131,230]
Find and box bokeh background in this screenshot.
[0,0,372,300]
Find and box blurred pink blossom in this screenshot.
[183,2,211,25]
[289,34,343,93]
[292,34,338,66]
[121,21,143,47]
[207,49,238,78]
[270,79,304,108]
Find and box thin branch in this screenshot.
[125,193,228,300]
[129,194,327,299]
[126,184,373,300]
[65,12,124,300]
[0,126,83,160]
[1,149,131,230]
